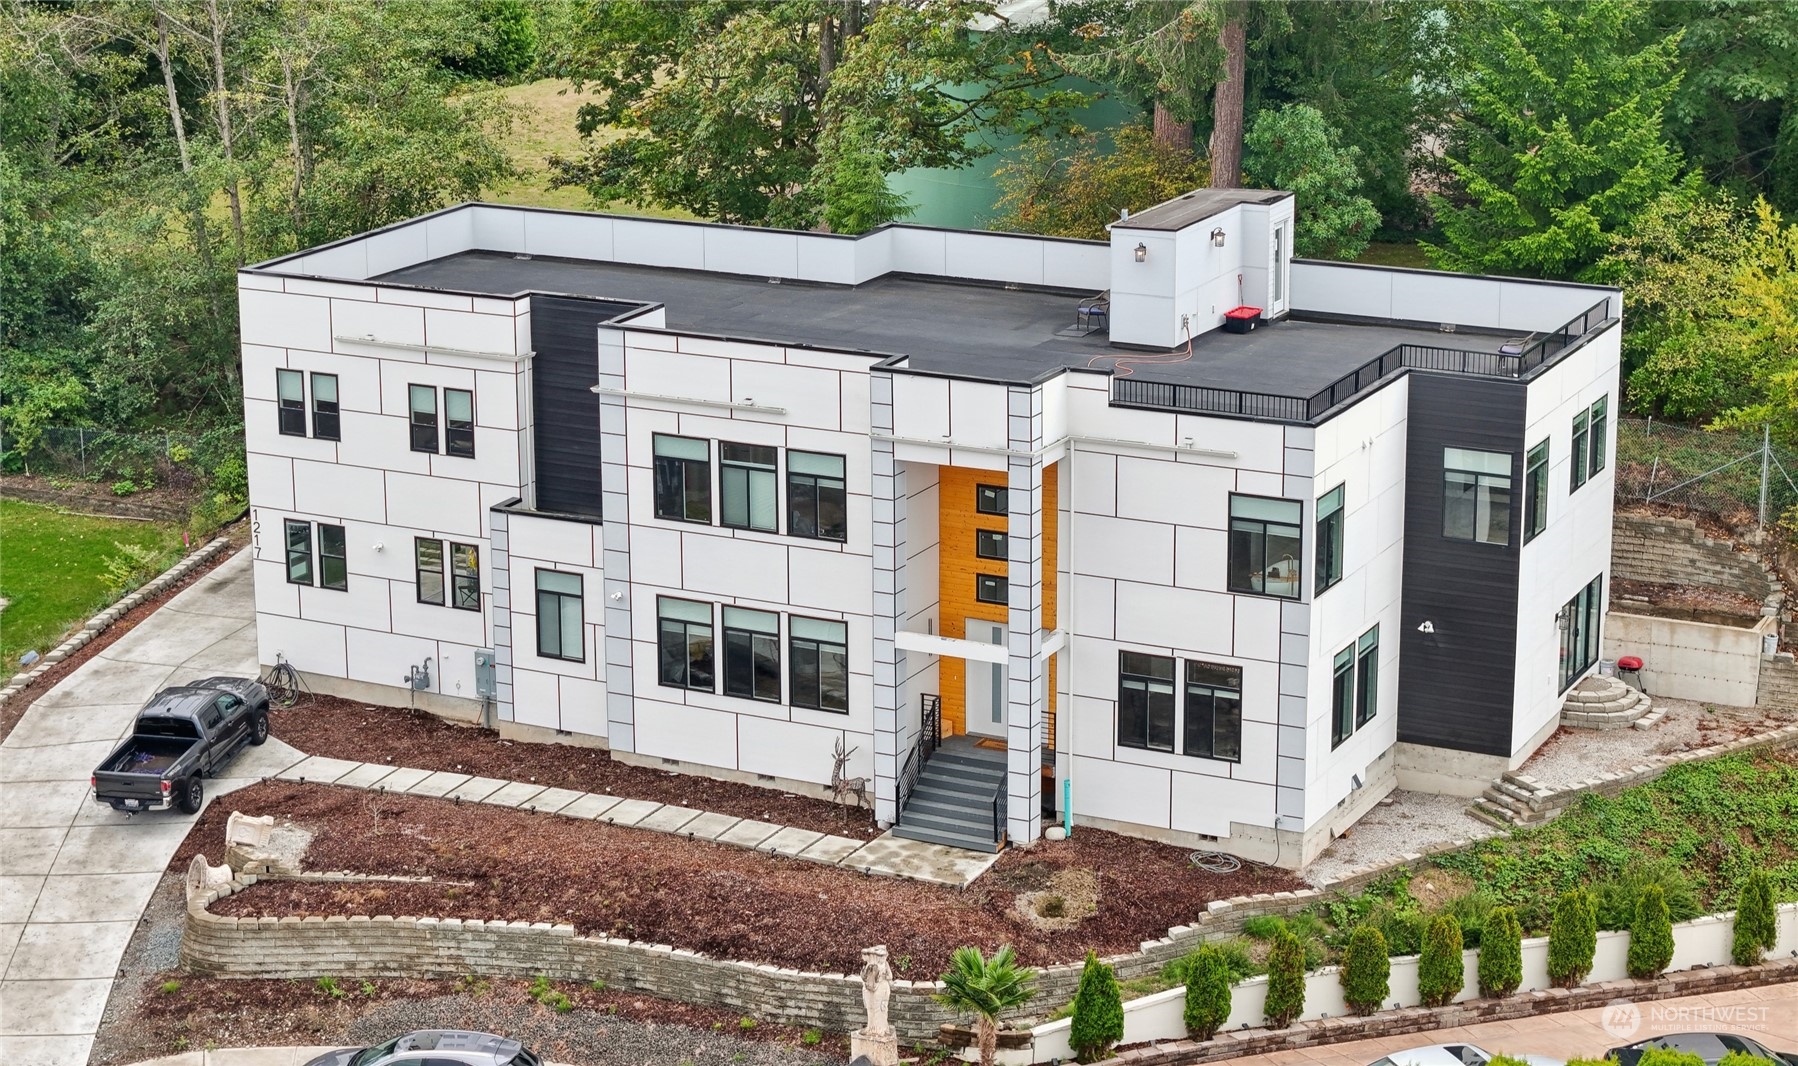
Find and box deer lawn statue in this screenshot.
[831,736,869,812]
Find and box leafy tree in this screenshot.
[991,125,1210,240]
[1627,883,1675,978]
[1732,869,1778,966]
[1704,200,1798,441]
[444,0,539,81]
[1262,928,1307,1028]
[1635,1050,1708,1066]
[1427,0,1685,279]
[1418,914,1465,1007]
[1181,943,1232,1040]
[1242,103,1381,259]
[1477,906,1524,998]
[935,945,1036,1066]
[1068,950,1124,1063]
[1339,924,1390,1017]
[1547,888,1598,988]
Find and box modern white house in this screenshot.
[238,188,1620,866]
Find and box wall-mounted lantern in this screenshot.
[1133,242,1148,263]
[1210,227,1227,247]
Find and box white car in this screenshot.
[1368,1045,1565,1066]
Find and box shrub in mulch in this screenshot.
[193,780,1302,976]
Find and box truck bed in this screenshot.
[97,735,196,777]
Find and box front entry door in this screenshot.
[965,620,1007,740]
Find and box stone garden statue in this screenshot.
[851,944,898,1066]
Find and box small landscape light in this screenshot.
[1133,242,1148,263]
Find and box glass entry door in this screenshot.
[964,620,1007,739]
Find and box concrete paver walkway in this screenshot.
[0,552,306,1066]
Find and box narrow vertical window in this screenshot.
[720,443,778,532]
[310,373,340,441]
[1354,625,1379,728]
[318,523,347,591]
[444,388,475,458]
[1443,448,1513,545]
[1228,495,1303,598]
[789,617,849,713]
[1273,226,1287,303]
[283,519,313,585]
[1331,645,1356,748]
[787,451,847,541]
[1524,440,1549,542]
[1587,396,1608,478]
[277,370,307,436]
[414,538,445,605]
[1183,661,1242,762]
[653,435,711,523]
[409,385,439,453]
[722,607,781,702]
[535,570,584,662]
[1570,410,1590,491]
[449,542,480,611]
[1118,652,1176,753]
[1315,485,1345,593]
[657,597,714,691]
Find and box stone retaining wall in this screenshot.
[1612,514,1778,605]
[1757,652,1798,711]
[0,537,233,706]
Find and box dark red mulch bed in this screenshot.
[270,692,880,840]
[196,781,1302,976]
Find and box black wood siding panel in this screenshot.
[1396,373,1526,757]
[531,295,612,518]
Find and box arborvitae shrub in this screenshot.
[1627,882,1674,978]
[1418,914,1465,1007]
[1068,951,1123,1063]
[1339,924,1391,1016]
[1181,944,1232,1040]
[1546,888,1597,988]
[1732,869,1777,966]
[1262,929,1307,1028]
[1477,906,1524,998]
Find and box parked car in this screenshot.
[1368,1046,1564,1066]
[303,1031,542,1066]
[89,677,269,814]
[1608,1032,1798,1065]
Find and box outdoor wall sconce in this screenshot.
[1210,227,1227,247]
[1133,242,1147,262]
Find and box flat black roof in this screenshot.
[369,250,1508,396]
[1113,188,1292,232]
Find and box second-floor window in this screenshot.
[1331,625,1380,748]
[535,570,584,662]
[721,443,779,532]
[1443,447,1512,546]
[788,451,847,541]
[1228,495,1303,599]
[1315,485,1345,594]
[654,435,711,522]
[1525,440,1549,542]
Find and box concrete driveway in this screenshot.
[0,551,302,1066]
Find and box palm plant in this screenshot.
[935,945,1038,1066]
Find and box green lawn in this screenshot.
[0,499,185,681]
[1354,241,1433,269]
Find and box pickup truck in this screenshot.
[91,677,270,814]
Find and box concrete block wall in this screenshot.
[1611,515,1776,603]
[1759,652,1798,711]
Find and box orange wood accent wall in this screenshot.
[934,463,1059,744]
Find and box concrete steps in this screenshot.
[1466,770,1554,827]
[893,740,1006,854]
[1560,675,1656,730]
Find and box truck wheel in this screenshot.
[250,712,269,746]
[176,777,204,814]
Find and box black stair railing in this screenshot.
[897,694,942,818]
[989,776,1007,848]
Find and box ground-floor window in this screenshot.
[1332,624,1379,748]
[789,616,848,712]
[1558,573,1604,691]
[449,542,480,611]
[723,606,781,702]
[657,597,713,691]
[535,570,584,662]
[1183,661,1242,762]
[284,520,346,590]
[1118,651,1176,752]
[318,524,347,591]
[284,519,313,585]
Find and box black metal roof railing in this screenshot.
[1110,297,1615,424]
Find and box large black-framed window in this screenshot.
[444,387,475,458]
[722,606,781,702]
[657,597,713,691]
[1183,661,1242,762]
[310,373,340,441]
[653,434,711,523]
[409,385,439,453]
[788,451,847,541]
[976,529,1008,560]
[1316,485,1345,594]
[720,442,778,532]
[1558,574,1604,692]
[284,519,313,585]
[1331,645,1356,748]
[1228,495,1303,599]
[1571,409,1590,491]
[974,573,1008,605]
[1587,396,1608,479]
[535,570,584,662]
[1443,447,1513,546]
[976,483,1007,515]
[449,542,480,611]
[277,370,307,437]
[1354,625,1379,729]
[789,616,849,713]
[1524,440,1549,542]
[414,538,444,605]
[318,523,347,591]
[1118,651,1176,753]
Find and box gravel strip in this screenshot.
[1516,697,1795,789]
[1302,792,1498,887]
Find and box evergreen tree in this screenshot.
[1732,870,1778,966]
[1547,889,1599,988]
[1182,944,1232,1040]
[1627,883,1675,978]
[1339,925,1390,1017]
[1418,914,1466,1007]
[1477,907,1525,998]
[1262,928,1307,1028]
[1068,951,1124,1063]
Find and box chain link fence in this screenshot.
[1614,417,1798,558]
[0,425,207,488]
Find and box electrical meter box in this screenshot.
[474,648,496,699]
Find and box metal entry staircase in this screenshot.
[893,696,1008,853]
